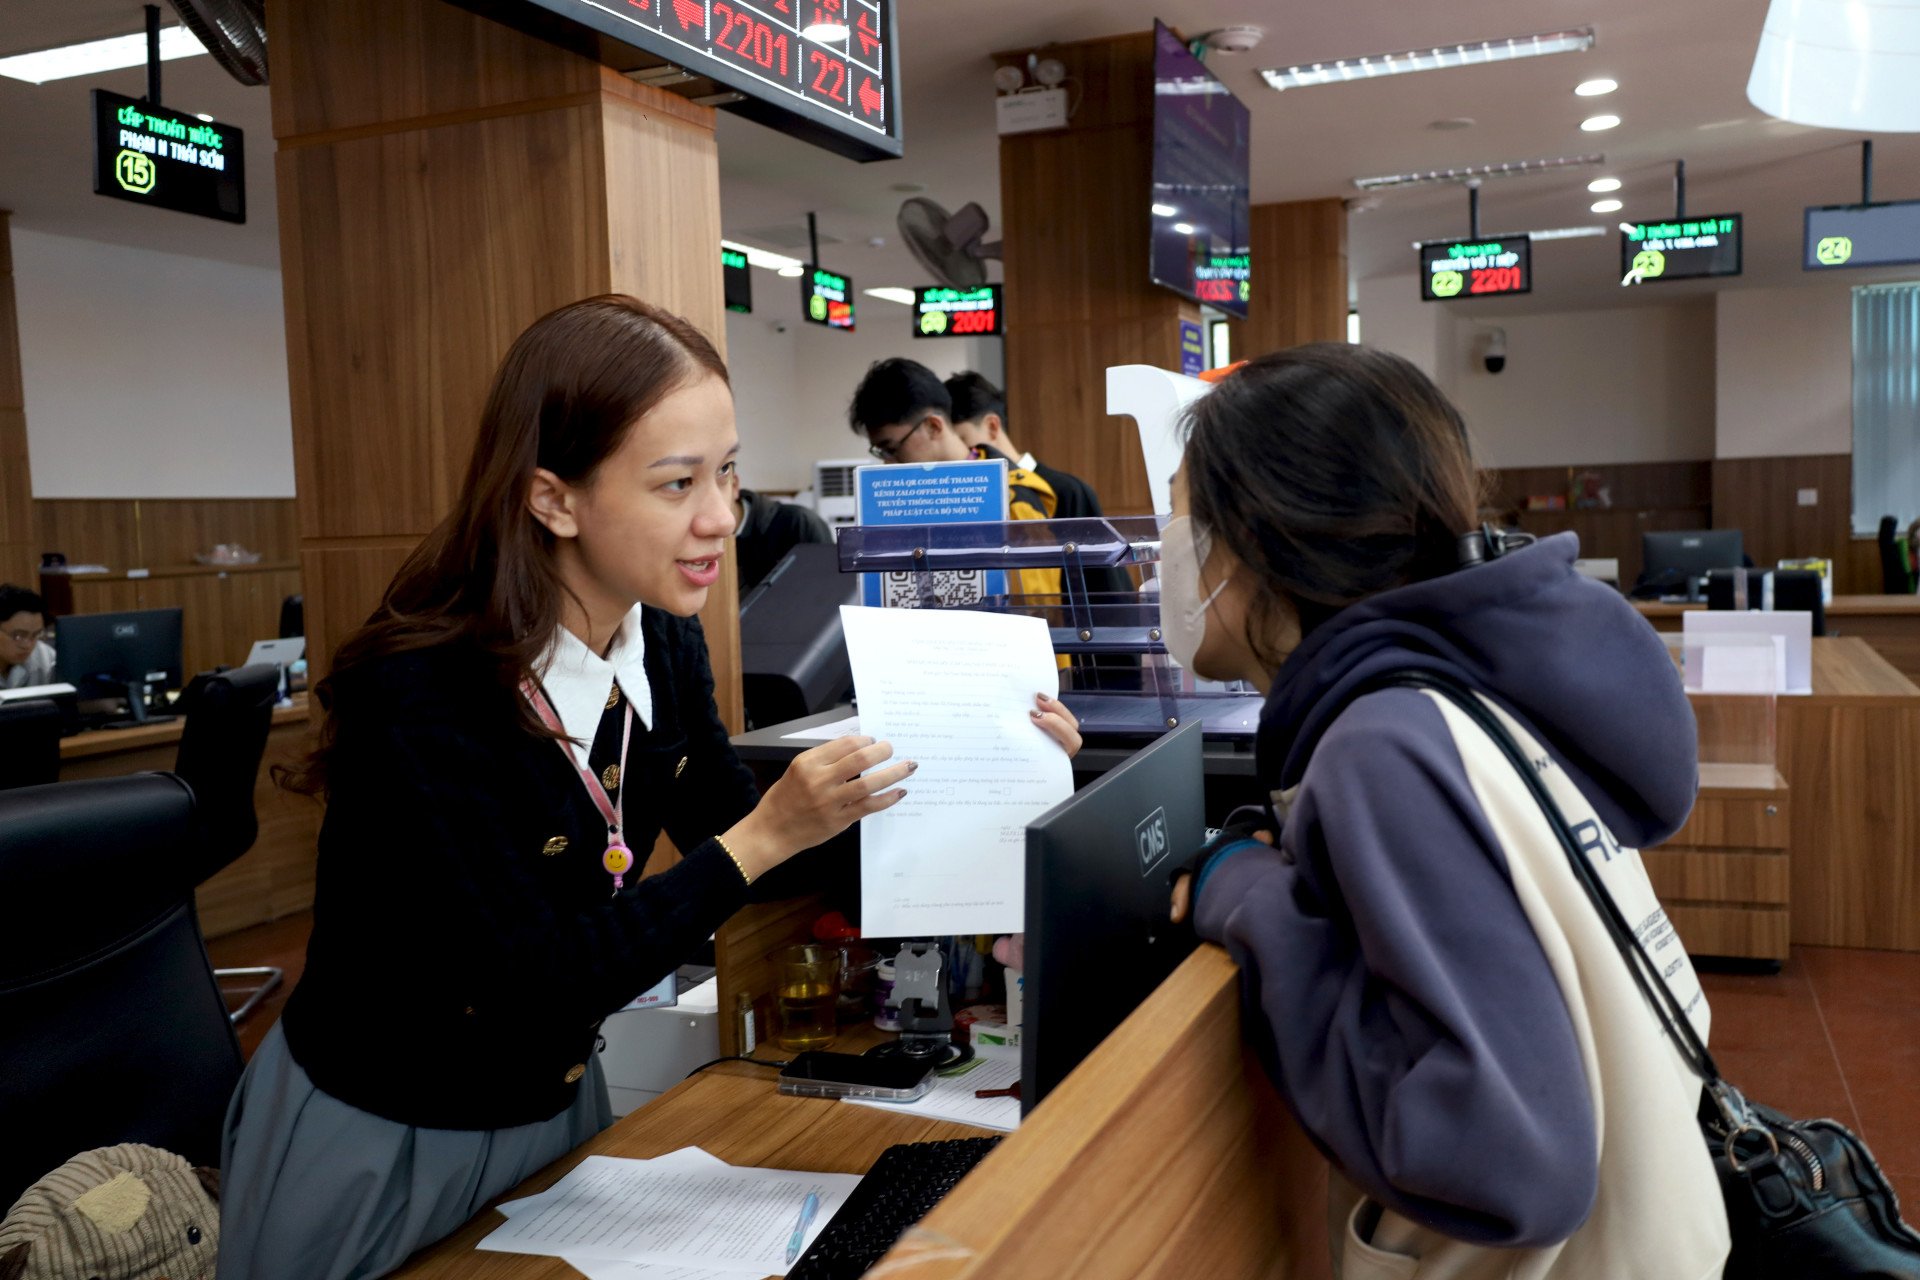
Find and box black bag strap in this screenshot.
[1356,670,1729,1097]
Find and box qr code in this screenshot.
[880,569,987,608]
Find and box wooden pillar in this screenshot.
[270,0,740,729]
[1234,198,1350,359]
[0,213,37,587]
[995,33,1194,517]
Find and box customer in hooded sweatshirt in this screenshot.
[1166,346,1728,1280]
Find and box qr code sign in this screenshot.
[879,569,987,608]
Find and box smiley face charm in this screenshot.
[602,841,635,891]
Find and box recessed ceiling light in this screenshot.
[0,24,205,84]
[1591,198,1623,213]
[1354,153,1604,190]
[864,287,916,305]
[1260,27,1594,91]
[1575,78,1618,96]
[1588,177,1622,193]
[1152,203,1178,217]
[1580,114,1621,132]
[802,22,849,43]
[777,265,805,278]
[1172,222,1196,235]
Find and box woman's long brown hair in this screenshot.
[280,295,728,797]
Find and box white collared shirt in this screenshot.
[533,605,653,749]
[1,642,55,690]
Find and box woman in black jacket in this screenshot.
[217,295,1081,1280]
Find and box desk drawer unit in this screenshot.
[1645,791,1791,961]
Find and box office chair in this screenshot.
[1878,516,1912,595]
[173,664,285,1021]
[278,593,304,640]
[0,774,244,1209]
[0,699,61,790]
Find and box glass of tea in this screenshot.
[774,943,840,1051]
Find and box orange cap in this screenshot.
[1196,360,1247,384]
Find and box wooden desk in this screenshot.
[394,946,1325,1279]
[58,696,323,939]
[1636,594,1920,683]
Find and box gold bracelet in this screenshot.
[715,835,753,886]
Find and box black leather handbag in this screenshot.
[1374,669,1920,1280]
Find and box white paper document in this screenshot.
[839,606,1074,936]
[847,1046,1022,1132]
[779,713,862,742]
[563,1261,752,1280]
[479,1150,859,1273]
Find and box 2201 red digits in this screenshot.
[711,3,791,76]
[1470,267,1525,294]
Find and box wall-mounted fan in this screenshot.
[168,0,267,86]
[896,198,1001,289]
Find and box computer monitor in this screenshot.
[739,544,858,730]
[52,608,184,725]
[1641,529,1744,599]
[1021,719,1204,1115]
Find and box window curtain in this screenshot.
[1852,282,1920,535]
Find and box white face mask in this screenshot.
[1157,516,1228,672]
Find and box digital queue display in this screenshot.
[912,285,1001,338]
[1804,200,1920,271]
[1194,254,1250,309]
[802,266,854,330]
[1621,214,1742,282]
[722,247,752,313]
[91,89,244,224]
[1419,237,1532,301]
[450,0,899,162]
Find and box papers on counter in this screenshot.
[839,606,1074,937]
[480,1146,859,1275]
[846,1045,1022,1132]
[779,713,862,742]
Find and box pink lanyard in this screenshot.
[523,680,637,891]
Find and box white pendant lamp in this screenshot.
[1747,0,1920,131]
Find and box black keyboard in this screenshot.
[788,1137,1002,1280]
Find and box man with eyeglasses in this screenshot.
[0,584,55,690]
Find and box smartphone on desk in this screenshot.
[777,1052,934,1102]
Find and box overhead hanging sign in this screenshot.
[448,0,900,162]
[722,247,752,313]
[912,285,1001,337]
[1804,199,1920,271]
[1621,214,1743,281]
[802,266,854,330]
[1419,236,1531,301]
[91,89,245,224]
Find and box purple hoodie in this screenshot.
[1194,533,1697,1248]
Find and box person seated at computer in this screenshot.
[944,371,1106,521]
[217,296,1083,1280]
[0,584,55,690]
[849,358,1063,603]
[732,468,833,593]
[1166,347,1726,1278]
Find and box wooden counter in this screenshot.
[42,561,303,681]
[1637,594,1920,682]
[59,696,322,939]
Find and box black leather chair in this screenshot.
[0,774,244,1209]
[1878,516,1913,595]
[0,699,61,791]
[277,593,304,640]
[172,664,285,1021]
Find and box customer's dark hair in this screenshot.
[1182,343,1484,667]
[848,358,950,435]
[0,584,48,620]
[944,371,1006,427]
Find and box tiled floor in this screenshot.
[208,913,1920,1208]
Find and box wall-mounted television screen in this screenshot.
[1149,20,1251,318]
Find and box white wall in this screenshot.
[1714,283,1853,458]
[15,229,295,498]
[1354,275,1441,383]
[724,280,1003,493]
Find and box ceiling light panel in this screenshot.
[721,239,804,274]
[1588,177,1622,193]
[1354,153,1605,191]
[1575,78,1618,96]
[1261,27,1594,92]
[0,25,205,84]
[863,287,916,305]
[1411,225,1606,250]
[1580,114,1621,131]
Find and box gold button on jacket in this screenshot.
[674,755,688,780]
[564,1063,586,1084]
[541,836,569,857]
[601,763,621,791]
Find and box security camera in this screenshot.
[1481,328,1507,375]
[771,320,789,335]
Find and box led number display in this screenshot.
[722,247,752,313]
[912,285,1001,338]
[1419,237,1532,301]
[1804,200,1920,271]
[1620,214,1742,281]
[802,266,854,330]
[92,89,244,224]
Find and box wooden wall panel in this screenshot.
[299,544,415,688]
[34,498,299,570]
[1712,454,1862,591]
[0,213,35,586]
[59,566,302,676]
[1232,199,1349,360]
[1485,460,1713,585]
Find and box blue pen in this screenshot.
[785,1191,821,1264]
